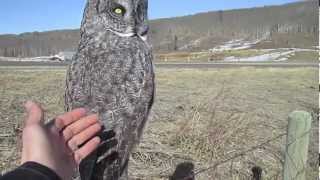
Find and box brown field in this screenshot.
[0,67,318,179]
[287,51,319,62]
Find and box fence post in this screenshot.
[283,111,312,180]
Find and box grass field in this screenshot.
[287,51,319,62]
[0,67,318,179]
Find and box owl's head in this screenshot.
[83,0,149,41]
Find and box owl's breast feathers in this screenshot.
[66,36,154,179]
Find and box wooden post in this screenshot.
[283,111,312,180]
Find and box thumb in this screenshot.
[24,101,44,126]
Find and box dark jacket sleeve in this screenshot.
[0,162,61,180]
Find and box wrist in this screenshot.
[20,161,62,180]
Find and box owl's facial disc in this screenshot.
[95,0,149,41]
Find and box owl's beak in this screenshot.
[136,24,149,41]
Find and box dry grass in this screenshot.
[287,51,318,62]
[0,67,318,179]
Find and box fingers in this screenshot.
[74,137,101,164]
[54,108,87,131]
[24,101,44,126]
[68,123,102,151]
[62,114,99,141]
[53,108,102,164]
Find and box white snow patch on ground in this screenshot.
[0,52,74,62]
[263,48,318,52]
[224,48,313,62]
[0,56,59,62]
[179,38,202,50]
[209,39,262,52]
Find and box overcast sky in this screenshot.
[0,0,300,34]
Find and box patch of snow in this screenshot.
[179,38,202,50]
[51,52,75,61]
[0,56,58,62]
[209,39,263,52]
[224,50,296,62]
[223,48,316,62]
[0,51,75,62]
[263,48,317,52]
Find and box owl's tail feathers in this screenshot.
[96,130,118,163]
[79,150,98,180]
[91,151,121,180]
[94,157,129,180]
[79,130,118,180]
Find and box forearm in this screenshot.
[0,162,61,180]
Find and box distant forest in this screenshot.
[0,1,318,57]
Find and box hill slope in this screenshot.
[0,1,317,57]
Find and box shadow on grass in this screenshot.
[170,162,195,180]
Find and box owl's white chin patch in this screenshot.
[107,29,135,37]
[107,29,148,42]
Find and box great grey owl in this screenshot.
[65,0,154,179]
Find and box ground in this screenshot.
[0,66,318,180]
[154,49,318,63]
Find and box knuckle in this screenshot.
[56,115,65,121]
[68,139,78,151]
[88,114,98,121]
[65,127,74,137]
[70,114,77,122]
[55,116,65,127]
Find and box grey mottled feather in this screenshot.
[65,0,154,179]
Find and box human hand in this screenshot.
[21,101,102,180]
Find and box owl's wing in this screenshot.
[65,66,73,111]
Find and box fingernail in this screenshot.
[95,137,101,143]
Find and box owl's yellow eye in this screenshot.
[114,8,123,15]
